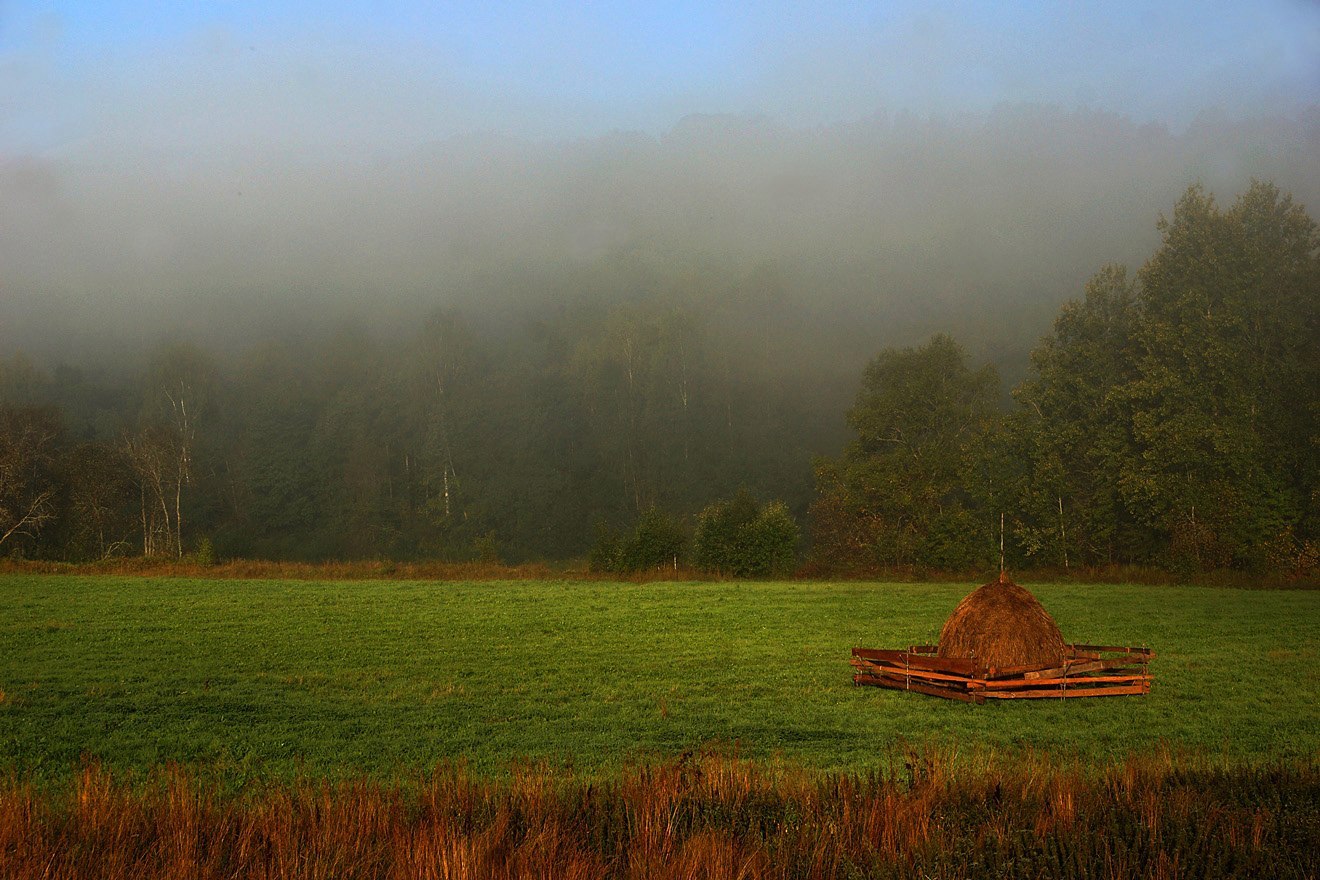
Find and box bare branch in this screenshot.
[0,488,56,548]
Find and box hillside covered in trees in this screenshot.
[2,178,1316,577]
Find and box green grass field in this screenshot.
[1,575,1317,782]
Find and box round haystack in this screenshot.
[937,573,1067,669]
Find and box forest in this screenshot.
[2,177,1315,576]
[814,182,1318,575]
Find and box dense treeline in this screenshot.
[0,297,833,563]
[813,181,1319,576]
[1,181,1316,575]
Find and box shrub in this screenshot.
[591,509,686,574]
[693,490,799,577]
[189,537,216,567]
[588,524,623,573]
[471,531,500,564]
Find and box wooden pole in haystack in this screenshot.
[999,512,1005,577]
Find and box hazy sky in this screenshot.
[2,2,1318,366]
[4,1,1318,160]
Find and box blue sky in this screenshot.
[2,1,1318,158]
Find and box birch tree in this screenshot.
[135,344,214,557]
[123,425,172,557]
[414,311,476,531]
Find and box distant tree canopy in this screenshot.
[1,180,1315,576]
[812,180,1319,576]
[811,335,1000,571]
[0,290,827,563]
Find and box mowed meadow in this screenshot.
[2,574,1317,781]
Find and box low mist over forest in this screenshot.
[2,169,1317,573]
[5,105,1319,374]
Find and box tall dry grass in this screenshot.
[0,558,726,583]
[5,556,1315,587]
[2,748,1315,879]
[0,557,568,582]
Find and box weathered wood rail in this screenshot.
[850,644,1154,703]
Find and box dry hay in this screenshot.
[937,573,1067,669]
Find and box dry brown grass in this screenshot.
[0,557,570,582]
[4,557,1317,588]
[1,748,1315,879]
[0,557,730,583]
[937,575,1067,668]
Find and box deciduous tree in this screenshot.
[0,406,62,552]
[1123,181,1319,569]
[810,335,999,571]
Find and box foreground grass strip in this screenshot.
[1,750,1317,880]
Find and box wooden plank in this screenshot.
[982,684,1150,699]
[982,674,1151,690]
[1024,659,1108,680]
[1068,644,1154,656]
[854,673,984,703]
[1062,649,1155,666]
[851,648,980,676]
[984,663,1054,679]
[851,647,977,674]
[851,660,982,686]
[1071,650,1153,663]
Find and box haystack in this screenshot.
[850,571,1154,701]
[936,572,1066,669]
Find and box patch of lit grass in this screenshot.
[1,575,1317,783]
